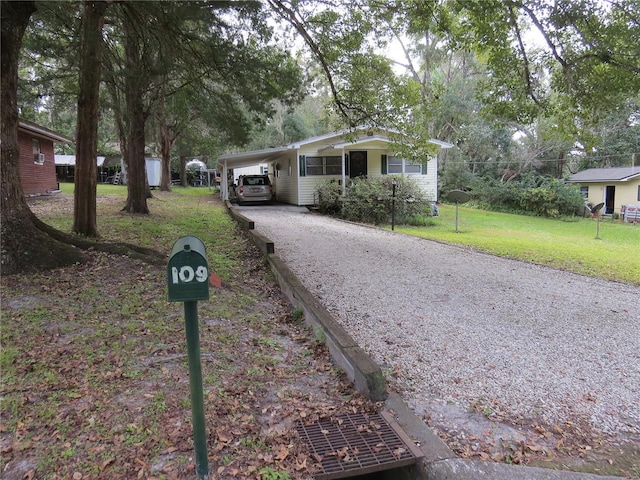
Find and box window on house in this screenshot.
[637,185,640,201]
[305,156,342,176]
[33,139,44,165]
[387,156,422,174]
[580,186,589,198]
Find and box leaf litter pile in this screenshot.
[1,192,378,479]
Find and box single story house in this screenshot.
[18,119,73,196]
[217,126,453,206]
[567,166,640,217]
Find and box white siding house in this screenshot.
[217,126,452,206]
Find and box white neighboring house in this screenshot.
[217,126,452,206]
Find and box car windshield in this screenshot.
[244,177,267,186]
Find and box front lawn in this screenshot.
[2,189,375,479]
[396,205,640,286]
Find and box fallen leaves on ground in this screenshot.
[1,194,378,479]
[423,397,640,478]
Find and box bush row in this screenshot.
[315,176,435,225]
[467,175,586,218]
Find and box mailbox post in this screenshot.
[167,236,209,479]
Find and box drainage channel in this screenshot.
[295,411,423,480]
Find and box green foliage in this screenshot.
[292,306,304,323]
[468,175,585,218]
[440,154,475,196]
[19,0,306,160]
[258,467,291,480]
[340,177,389,225]
[339,175,428,225]
[405,211,438,227]
[315,180,342,214]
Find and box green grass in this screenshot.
[52,184,640,285]
[52,182,240,278]
[58,181,128,197]
[396,204,640,285]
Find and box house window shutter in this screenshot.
[345,154,349,176]
[422,159,428,174]
[381,154,387,175]
[299,155,306,177]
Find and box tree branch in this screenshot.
[519,3,567,69]
[508,5,540,106]
[265,0,354,125]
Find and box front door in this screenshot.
[605,185,615,215]
[349,151,367,178]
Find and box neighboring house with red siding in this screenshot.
[18,119,73,196]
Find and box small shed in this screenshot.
[118,157,162,187]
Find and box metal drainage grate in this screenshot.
[296,411,423,480]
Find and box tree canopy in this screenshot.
[4,0,639,272]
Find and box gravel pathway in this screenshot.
[239,205,640,442]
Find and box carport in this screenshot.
[217,146,289,202]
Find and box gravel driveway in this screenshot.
[239,205,640,447]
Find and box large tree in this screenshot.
[445,0,640,135]
[365,0,639,184]
[1,0,85,274]
[100,0,304,212]
[73,0,109,235]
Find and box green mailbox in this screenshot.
[167,236,210,478]
[167,236,209,302]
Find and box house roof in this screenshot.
[218,126,453,169]
[18,119,73,143]
[568,166,640,183]
[218,146,290,168]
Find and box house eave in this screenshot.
[568,174,640,183]
[18,120,73,144]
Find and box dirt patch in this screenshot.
[27,191,123,216]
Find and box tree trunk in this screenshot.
[160,123,173,191]
[158,94,173,192]
[73,0,109,236]
[179,155,188,187]
[122,12,149,214]
[1,1,86,275]
[556,151,564,179]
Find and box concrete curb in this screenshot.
[267,254,387,401]
[225,203,625,480]
[423,459,625,480]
